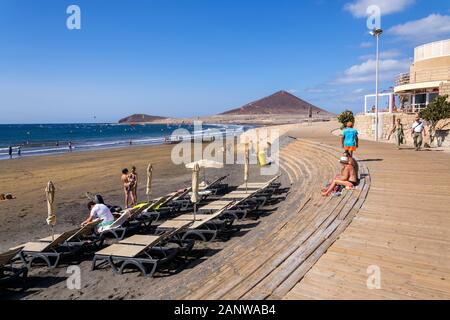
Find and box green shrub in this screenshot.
[419,95,450,145]
[337,110,355,129]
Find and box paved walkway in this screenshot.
[285,121,450,299]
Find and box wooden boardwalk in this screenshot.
[174,124,371,300]
[157,121,449,300]
[285,121,450,300]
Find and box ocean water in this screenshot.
[0,123,246,159]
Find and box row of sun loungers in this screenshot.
[1,175,283,282]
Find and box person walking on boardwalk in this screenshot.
[8,145,13,159]
[389,118,405,150]
[411,116,427,151]
[341,122,359,156]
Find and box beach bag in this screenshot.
[258,151,267,167]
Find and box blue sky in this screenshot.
[0,0,449,123]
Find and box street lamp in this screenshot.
[370,28,383,142]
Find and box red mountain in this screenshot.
[220,90,332,116]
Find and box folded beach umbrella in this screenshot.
[191,163,200,221]
[45,181,57,240]
[146,163,153,202]
[244,147,250,193]
[186,159,224,183]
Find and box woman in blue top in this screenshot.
[341,122,359,156]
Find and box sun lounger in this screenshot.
[199,200,234,212]
[92,221,194,277]
[199,175,229,194]
[18,229,83,268]
[0,247,28,284]
[169,206,234,242]
[96,200,165,243]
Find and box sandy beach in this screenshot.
[0,137,284,300]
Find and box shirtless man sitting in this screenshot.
[344,150,359,180]
[321,157,358,197]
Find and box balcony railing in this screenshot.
[395,73,410,86]
[405,103,427,114]
[395,67,450,87]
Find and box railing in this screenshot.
[415,39,450,62]
[395,67,450,87]
[404,103,427,114]
[395,73,411,86]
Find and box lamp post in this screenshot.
[370,28,383,142]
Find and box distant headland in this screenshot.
[118,90,335,126]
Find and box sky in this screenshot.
[0,0,449,123]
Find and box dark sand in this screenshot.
[0,140,288,300]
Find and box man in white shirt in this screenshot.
[82,201,115,233]
[411,116,427,151]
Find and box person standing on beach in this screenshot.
[389,118,405,150]
[8,146,13,159]
[341,122,359,156]
[17,146,21,157]
[121,168,133,208]
[129,166,138,206]
[68,141,73,152]
[412,116,427,151]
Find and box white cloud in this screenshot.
[345,0,414,18]
[304,87,337,94]
[360,41,373,48]
[358,49,404,61]
[388,14,450,43]
[334,58,410,84]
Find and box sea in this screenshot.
[0,123,248,160]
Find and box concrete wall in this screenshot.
[440,83,450,100]
[355,113,450,148]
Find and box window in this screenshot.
[428,93,438,103]
[414,94,426,104]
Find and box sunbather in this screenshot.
[321,157,358,197]
[129,166,138,206]
[344,150,359,179]
[82,201,115,233]
[121,168,134,208]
